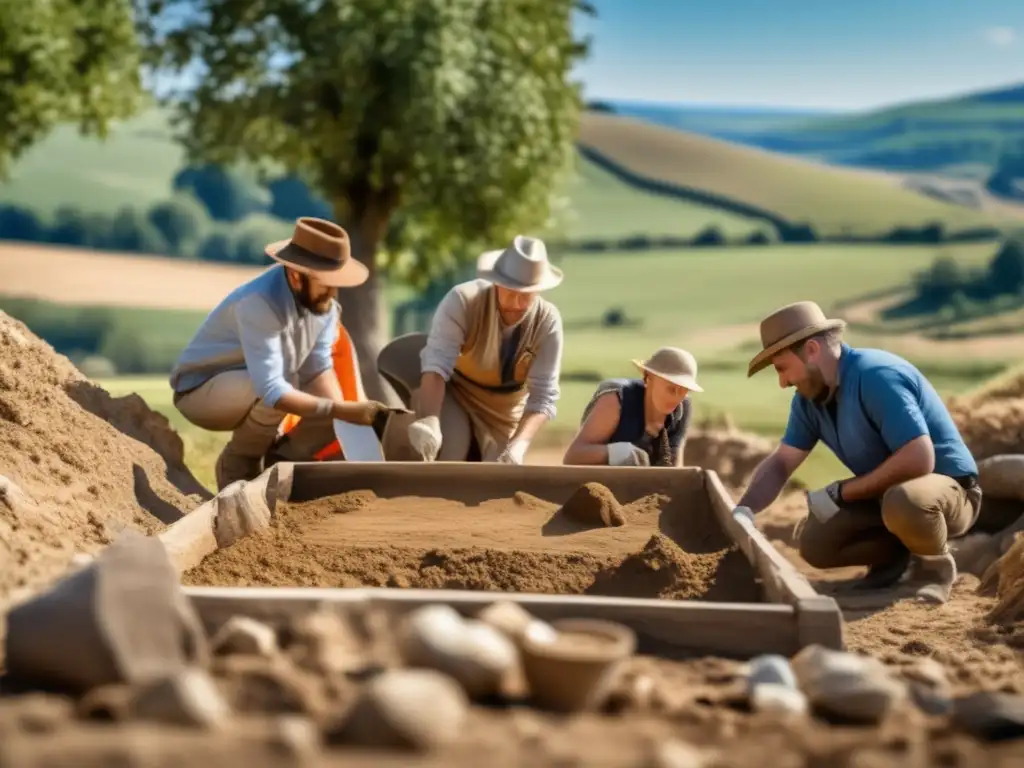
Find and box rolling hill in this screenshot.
[615,82,1024,178]
[0,106,1014,250]
[576,111,1008,238]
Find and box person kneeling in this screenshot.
[562,347,701,467]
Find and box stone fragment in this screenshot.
[953,691,1024,741]
[791,645,905,723]
[131,668,230,729]
[211,616,278,658]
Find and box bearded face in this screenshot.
[289,272,337,315]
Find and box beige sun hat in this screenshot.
[477,235,563,293]
[632,347,703,393]
[747,301,847,377]
[265,217,369,288]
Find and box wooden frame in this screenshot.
[106,462,846,659]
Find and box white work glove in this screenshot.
[806,481,844,524]
[407,416,442,462]
[498,440,529,465]
[607,442,650,467]
[734,505,755,524]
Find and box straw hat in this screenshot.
[265,217,369,288]
[632,347,703,392]
[747,301,846,377]
[477,235,563,293]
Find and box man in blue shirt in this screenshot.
[736,301,981,604]
[170,217,392,490]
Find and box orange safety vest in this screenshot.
[280,321,361,461]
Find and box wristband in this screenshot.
[313,397,334,418]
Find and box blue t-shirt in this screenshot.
[781,345,977,479]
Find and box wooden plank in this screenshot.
[704,470,818,603]
[704,470,845,650]
[182,586,803,659]
[158,496,218,574]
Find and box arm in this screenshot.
[416,289,469,419]
[839,370,935,501]
[562,392,621,465]
[737,396,817,513]
[737,443,810,513]
[671,398,693,468]
[510,308,564,445]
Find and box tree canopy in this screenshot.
[0,1,143,178]
[135,0,593,398]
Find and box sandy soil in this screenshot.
[183,487,760,603]
[0,243,264,311]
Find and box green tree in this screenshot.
[134,0,593,400]
[0,1,142,178]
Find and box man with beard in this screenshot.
[734,301,980,604]
[170,217,392,490]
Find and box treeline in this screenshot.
[0,164,336,263]
[911,237,1024,314]
[561,220,1003,253]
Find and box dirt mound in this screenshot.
[947,369,1024,460]
[682,418,776,489]
[558,483,626,528]
[0,311,207,602]
[985,533,1024,625]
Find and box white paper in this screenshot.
[332,420,385,462]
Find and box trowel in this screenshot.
[332,406,411,462]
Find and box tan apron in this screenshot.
[449,282,553,460]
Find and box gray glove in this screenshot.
[607,442,650,467]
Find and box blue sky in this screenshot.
[575,0,1024,111]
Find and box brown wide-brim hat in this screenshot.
[477,234,563,293]
[747,301,847,377]
[632,346,703,392]
[265,217,369,288]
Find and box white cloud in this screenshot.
[983,26,1017,47]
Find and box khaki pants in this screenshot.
[798,473,982,569]
[381,387,485,462]
[174,370,335,490]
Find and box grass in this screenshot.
[576,112,1009,237]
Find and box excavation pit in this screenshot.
[161,463,844,660]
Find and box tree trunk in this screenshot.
[339,207,401,406]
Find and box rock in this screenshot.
[0,694,73,735]
[211,616,278,658]
[953,691,1024,741]
[649,739,716,768]
[791,645,905,723]
[338,669,468,751]
[750,683,809,716]
[476,600,557,648]
[131,668,230,729]
[4,531,209,693]
[904,658,950,693]
[908,681,954,717]
[398,605,520,699]
[746,654,798,692]
[267,714,321,759]
[287,608,366,675]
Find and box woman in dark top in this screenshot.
[563,347,702,467]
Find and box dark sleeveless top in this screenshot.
[581,378,692,466]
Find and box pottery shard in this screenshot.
[131,667,230,729]
[476,600,557,648]
[791,645,904,723]
[211,616,278,658]
[338,669,469,751]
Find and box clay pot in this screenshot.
[520,619,636,713]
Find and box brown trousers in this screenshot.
[174,370,335,489]
[798,473,982,569]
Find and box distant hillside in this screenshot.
[0,108,768,247]
[705,82,1024,178]
[577,112,1007,238]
